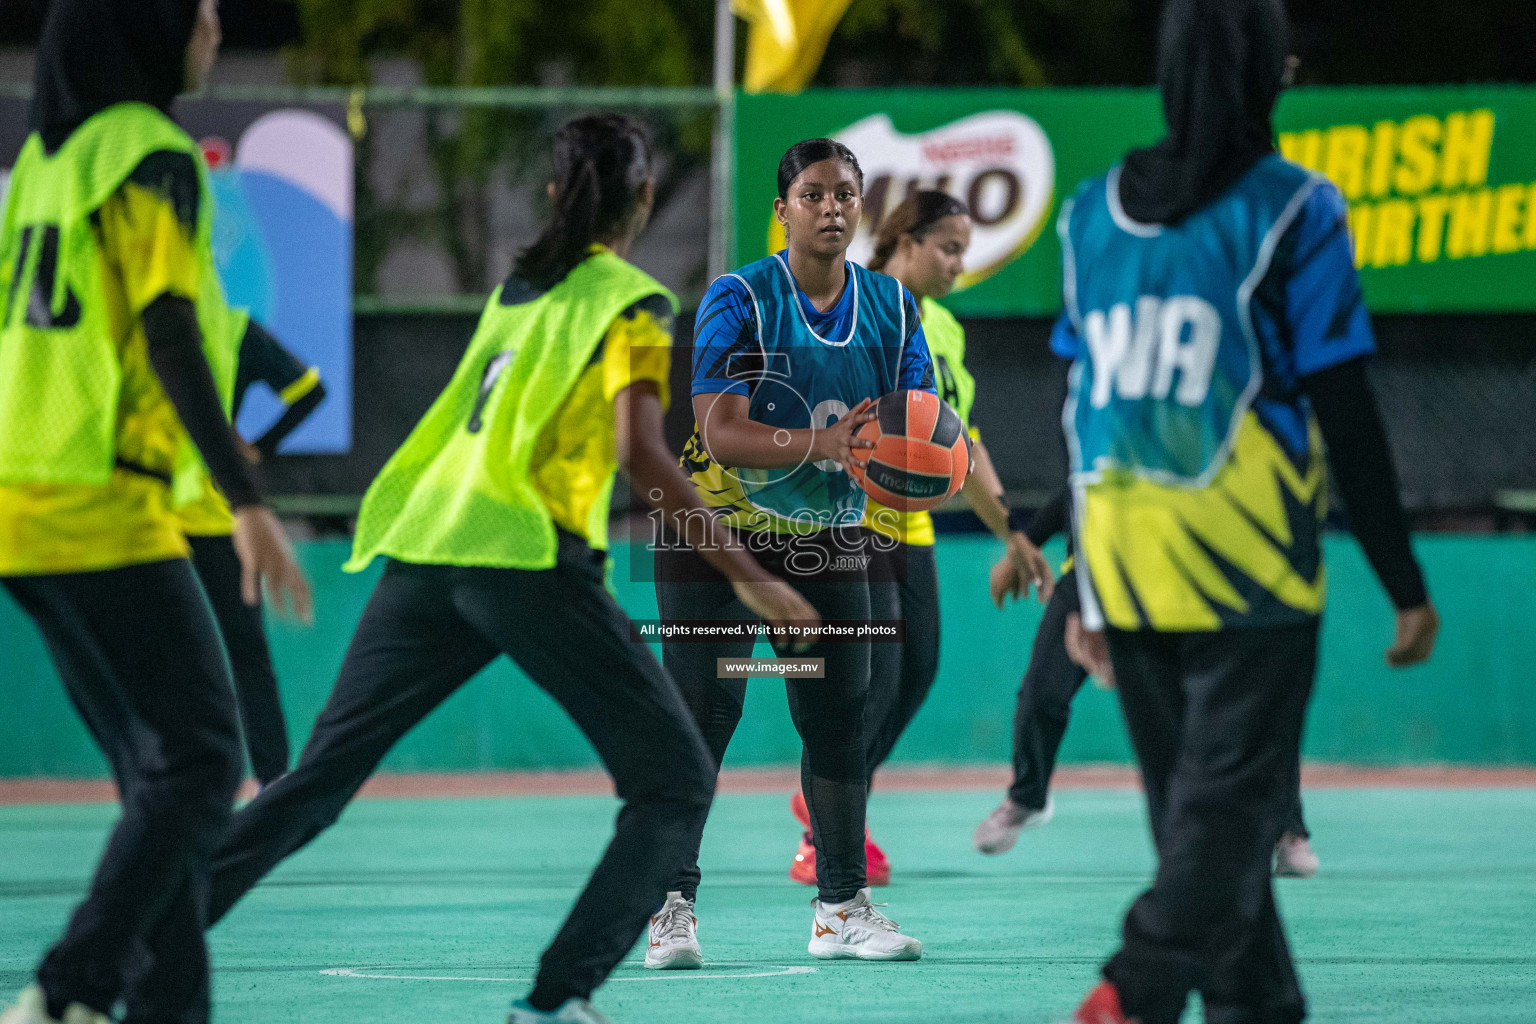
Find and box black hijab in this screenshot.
[31,0,201,153]
[1118,0,1289,226]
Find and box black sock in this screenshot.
[802,768,867,902]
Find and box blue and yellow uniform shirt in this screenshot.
[1056,155,1375,631]
[0,151,205,575]
[684,253,934,535]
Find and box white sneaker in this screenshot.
[807,888,922,961]
[1274,833,1320,878]
[973,795,1055,855]
[507,997,612,1024]
[644,891,703,969]
[0,987,108,1024]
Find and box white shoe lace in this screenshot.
[654,900,696,944]
[842,898,901,933]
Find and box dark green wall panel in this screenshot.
[2,536,1531,777]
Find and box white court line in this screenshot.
[321,965,817,983]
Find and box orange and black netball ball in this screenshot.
[849,390,971,512]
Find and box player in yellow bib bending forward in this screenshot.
[198,115,818,1024]
[0,4,311,1024]
[783,191,1055,886]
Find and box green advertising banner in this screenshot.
[734,86,1536,315]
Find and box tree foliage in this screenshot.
[278,0,1536,292]
[823,0,1148,88]
[286,0,716,292]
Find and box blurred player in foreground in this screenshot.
[178,306,326,789]
[649,139,932,969]
[786,190,1053,886]
[1053,1,1438,1020]
[0,2,310,1023]
[975,486,1321,879]
[199,114,816,1024]
[973,488,1089,847]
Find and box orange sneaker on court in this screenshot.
[864,831,890,886]
[1065,981,1135,1024]
[790,830,817,885]
[790,790,810,827]
[790,791,892,886]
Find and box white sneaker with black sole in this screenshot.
[507,997,612,1024]
[0,986,109,1024]
[973,795,1055,855]
[1274,833,1320,878]
[644,891,703,969]
[807,887,922,961]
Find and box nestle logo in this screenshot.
[921,135,1016,163]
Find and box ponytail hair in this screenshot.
[868,190,969,273]
[515,113,653,290]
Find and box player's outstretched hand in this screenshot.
[989,555,1021,609]
[1006,533,1055,602]
[1386,603,1439,668]
[1065,612,1115,690]
[812,397,878,472]
[732,576,821,654]
[233,505,313,624]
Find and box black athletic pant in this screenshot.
[1102,623,1317,1024]
[655,525,872,904]
[188,533,291,785]
[205,534,715,1007]
[3,560,243,1024]
[1008,570,1089,810]
[1004,574,1311,838]
[863,539,939,784]
[1282,790,1309,839]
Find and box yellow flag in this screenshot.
[732,0,855,94]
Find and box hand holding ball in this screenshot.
[846,390,971,512]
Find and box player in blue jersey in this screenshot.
[648,139,934,967]
[1056,2,1439,1022]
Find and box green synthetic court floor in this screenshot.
[3,787,1534,1023]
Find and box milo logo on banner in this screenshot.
[768,111,1055,291]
